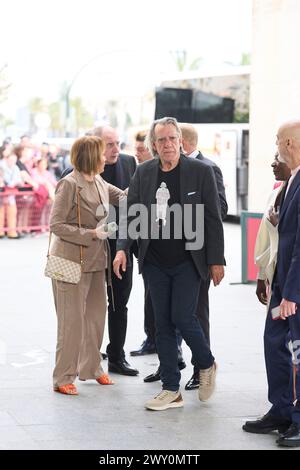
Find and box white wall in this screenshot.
[249,0,300,211]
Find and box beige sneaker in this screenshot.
[145,390,183,411]
[198,362,217,401]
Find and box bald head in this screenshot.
[277,120,300,169]
[90,126,114,138]
[180,124,198,154]
[89,126,120,164]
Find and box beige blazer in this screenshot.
[49,170,126,272]
[254,183,284,286]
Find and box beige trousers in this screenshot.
[52,270,107,388]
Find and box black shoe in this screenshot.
[144,361,186,383]
[242,413,291,434]
[185,373,199,390]
[130,339,156,356]
[277,423,300,447]
[108,359,139,376]
[144,367,161,383]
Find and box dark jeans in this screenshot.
[143,260,214,391]
[142,272,156,344]
[106,239,133,362]
[177,275,211,372]
[143,273,184,356]
[264,279,300,424]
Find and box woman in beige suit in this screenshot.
[50,135,126,395]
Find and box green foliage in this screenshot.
[0,64,11,104]
[27,95,93,136]
[170,50,203,72]
[241,53,251,66]
[70,97,94,133]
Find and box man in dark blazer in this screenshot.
[114,117,225,411]
[95,126,139,376]
[180,123,228,391]
[243,120,300,447]
[61,126,138,376]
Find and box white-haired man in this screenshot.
[114,117,224,411]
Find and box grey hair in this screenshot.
[91,126,105,138]
[145,117,182,158]
[85,127,103,137]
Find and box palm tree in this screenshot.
[0,64,11,104]
[170,50,203,72]
[28,97,46,134]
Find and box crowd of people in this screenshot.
[0,136,70,238]
[48,119,226,407]
[46,117,300,449]
[5,117,300,449]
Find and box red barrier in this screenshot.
[0,185,51,234]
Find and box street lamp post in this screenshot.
[65,86,72,137]
[64,50,125,137]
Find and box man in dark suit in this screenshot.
[61,126,138,376]
[243,120,300,447]
[94,126,138,376]
[130,131,156,356]
[180,123,228,391]
[114,117,225,411]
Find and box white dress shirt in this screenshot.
[285,164,300,199]
[186,150,199,159]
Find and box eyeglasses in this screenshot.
[155,136,179,145]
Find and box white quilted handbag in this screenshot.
[45,254,82,284]
[45,188,83,284]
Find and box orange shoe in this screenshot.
[96,373,114,385]
[54,383,78,395]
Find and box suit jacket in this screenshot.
[277,171,300,303]
[195,152,228,220]
[101,154,138,258]
[49,169,125,272]
[60,153,136,188]
[105,153,136,190]
[60,153,138,256]
[116,154,225,280]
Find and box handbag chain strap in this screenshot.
[77,188,83,267]
[47,187,84,268]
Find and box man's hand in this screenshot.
[113,250,127,279]
[267,206,279,227]
[256,279,268,305]
[209,265,224,286]
[279,298,297,320]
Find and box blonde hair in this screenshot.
[71,136,105,174]
[180,123,198,147]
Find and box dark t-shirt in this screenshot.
[145,162,190,268]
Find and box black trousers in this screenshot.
[142,272,156,344]
[106,239,133,362]
[197,276,210,346]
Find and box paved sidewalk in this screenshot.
[0,223,283,450]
